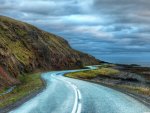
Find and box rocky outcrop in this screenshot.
[0,16,101,88]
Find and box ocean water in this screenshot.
[95,52,150,67]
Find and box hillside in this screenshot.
[0,16,101,88]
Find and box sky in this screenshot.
[0,0,150,65]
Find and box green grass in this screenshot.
[0,73,43,108]
[65,68,120,79]
[97,64,116,68]
[0,36,34,65]
[66,71,97,79]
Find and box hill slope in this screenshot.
[0,16,101,88]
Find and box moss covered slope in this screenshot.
[0,16,101,88]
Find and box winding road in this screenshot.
[10,68,150,113]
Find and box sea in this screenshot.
[95,52,150,67]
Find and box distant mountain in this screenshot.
[0,16,101,88]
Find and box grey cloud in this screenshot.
[0,0,150,61]
[0,0,82,16]
[20,1,81,16]
[93,0,150,24]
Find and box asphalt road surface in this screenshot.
[10,69,150,113]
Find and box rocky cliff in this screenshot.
[0,16,101,88]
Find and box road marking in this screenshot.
[76,103,82,113]
[77,89,82,100]
[51,73,82,113]
[71,84,78,113]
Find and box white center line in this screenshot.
[77,89,82,100]
[76,103,82,113]
[71,84,78,113]
[51,74,82,113]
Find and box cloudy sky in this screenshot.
[0,0,150,64]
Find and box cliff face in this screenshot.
[0,16,101,88]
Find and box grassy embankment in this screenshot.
[0,73,43,108]
[66,67,119,79]
[65,65,150,96]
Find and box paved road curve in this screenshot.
[10,69,150,113]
